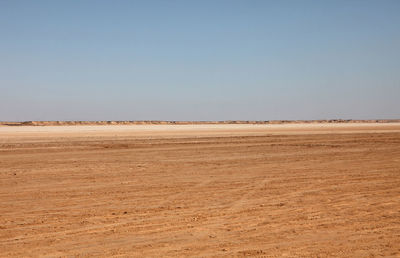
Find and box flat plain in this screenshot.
[1,123,400,257]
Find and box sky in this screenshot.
[1,0,399,121]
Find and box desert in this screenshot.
[1,122,400,257]
[3,1,400,256]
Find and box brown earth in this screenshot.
[1,124,400,257]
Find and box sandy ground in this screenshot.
[1,123,400,138]
[1,123,400,257]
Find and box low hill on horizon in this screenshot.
[1,119,400,126]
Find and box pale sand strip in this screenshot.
[1,123,400,139]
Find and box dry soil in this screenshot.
[1,123,400,257]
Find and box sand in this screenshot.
[1,123,400,257]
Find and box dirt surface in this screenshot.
[1,124,400,257]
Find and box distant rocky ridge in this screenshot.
[1,119,399,126]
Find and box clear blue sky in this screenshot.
[1,0,399,121]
